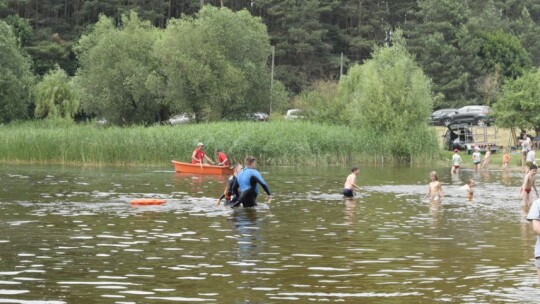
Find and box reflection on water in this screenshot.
[0,164,538,302]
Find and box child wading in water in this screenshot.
[502,149,510,169]
[521,164,539,212]
[461,179,475,201]
[425,171,444,202]
[472,147,481,172]
[451,149,461,174]
[481,148,491,170]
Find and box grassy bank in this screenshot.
[0,120,441,166]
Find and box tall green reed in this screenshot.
[0,120,440,166]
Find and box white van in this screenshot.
[285,109,304,120]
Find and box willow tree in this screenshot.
[34,66,79,120]
[0,20,34,123]
[153,5,271,121]
[337,30,438,162]
[74,11,162,125]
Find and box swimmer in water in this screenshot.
[424,171,444,202]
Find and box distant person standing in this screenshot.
[343,167,361,198]
[526,148,536,173]
[451,149,461,174]
[521,164,539,212]
[472,148,481,172]
[234,156,272,208]
[521,135,533,172]
[481,148,491,170]
[191,142,214,165]
[526,198,540,284]
[216,149,230,167]
[502,149,511,169]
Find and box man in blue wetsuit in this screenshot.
[232,156,272,208]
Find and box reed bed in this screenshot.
[0,120,440,166]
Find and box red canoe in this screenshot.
[171,160,233,175]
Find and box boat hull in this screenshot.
[171,160,233,175]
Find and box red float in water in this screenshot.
[130,199,166,206]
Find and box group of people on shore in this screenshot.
[190,143,272,208]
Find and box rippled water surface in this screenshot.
[0,164,539,303]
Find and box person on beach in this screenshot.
[233,156,272,208]
[216,149,230,167]
[461,179,475,201]
[451,149,461,174]
[525,148,536,173]
[521,135,532,172]
[481,148,491,170]
[521,164,539,212]
[502,149,510,169]
[472,148,482,172]
[526,198,540,284]
[425,171,444,202]
[191,142,215,165]
[215,164,242,207]
[343,167,361,198]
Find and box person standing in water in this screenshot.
[343,167,361,198]
[502,149,511,169]
[461,179,475,201]
[526,198,540,284]
[233,156,272,208]
[425,171,444,202]
[481,148,491,170]
[521,164,539,212]
[451,149,461,174]
[215,163,242,207]
[472,147,481,172]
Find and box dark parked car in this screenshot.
[429,108,458,125]
[445,105,494,126]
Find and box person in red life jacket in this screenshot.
[216,149,230,167]
[191,142,214,165]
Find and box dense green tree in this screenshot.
[294,81,342,124]
[405,0,482,106]
[493,68,540,134]
[477,30,531,79]
[336,31,437,160]
[34,66,79,120]
[3,14,32,45]
[0,20,34,123]
[153,6,271,121]
[74,12,161,125]
[254,0,339,93]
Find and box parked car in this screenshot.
[285,109,304,120]
[168,113,192,125]
[247,112,269,121]
[444,105,495,126]
[96,117,108,126]
[429,108,458,126]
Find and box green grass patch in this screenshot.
[0,120,441,166]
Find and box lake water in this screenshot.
[0,164,539,303]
